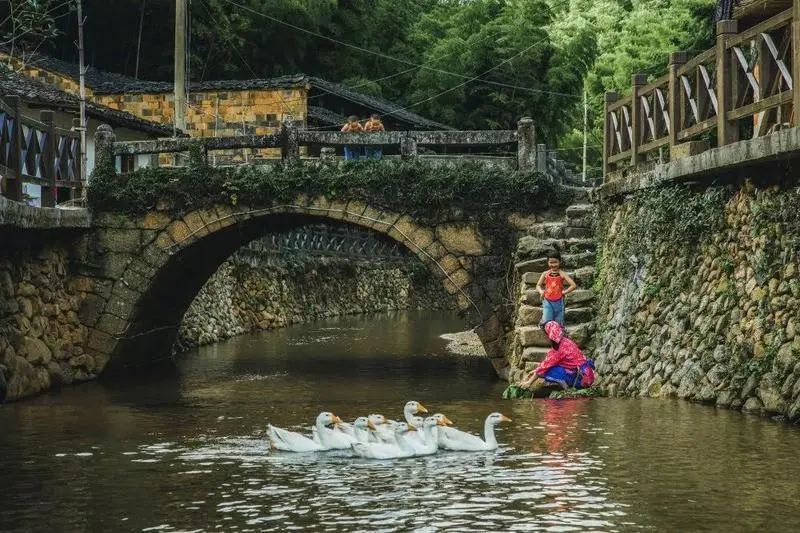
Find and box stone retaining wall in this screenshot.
[176,256,453,351]
[593,180,800,420]
[0,236,95,401]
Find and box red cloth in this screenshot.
[535,322,588,376]
[543,271,564,301]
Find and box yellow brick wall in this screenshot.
[94,87,308,159]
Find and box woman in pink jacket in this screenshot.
[518,321,595,390]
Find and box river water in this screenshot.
[2,310,800,532]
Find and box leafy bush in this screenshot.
[88,160,573,218]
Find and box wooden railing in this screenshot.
[0,96,83,207]
[604,4,800,179]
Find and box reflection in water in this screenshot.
[1,311,800,531]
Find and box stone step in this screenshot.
[522,288,594,306]
[516,305,594,327]
[526,222,568,239]
[516,237,597,261]
[564,227,593,239]
[565,204,595,229]
[521,266,595,288]
[518,322,593,348]
[521,347,550,363]
[515,251,595,273]
[566,204,595,217]
[567,215,594,229]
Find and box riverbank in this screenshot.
[440,330,487,357]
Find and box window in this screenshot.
[120,154,135,173]
[266,113,278,127]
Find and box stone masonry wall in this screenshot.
[0,236,95,402]
[176,255,454,351]
[593,180,800,420]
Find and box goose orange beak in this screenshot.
[436,418,447,426]
[443,416,453,425]
[500,414,512,422]
[417,403,428,413]
[333,416,343,425]
[407,424,417,432]
[367,420,377,430]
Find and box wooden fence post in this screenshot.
[716,20,739,147]
[400,132,417,159]
[516,116,536,172]
[793,0,800,126]
[7,96,23,202]
[668,52,688,149]
[630,73,647,166]
[40,110,56,208]
[603,91,618,179]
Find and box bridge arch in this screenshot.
[85,196,510,377]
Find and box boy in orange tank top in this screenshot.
[536,251,577,327]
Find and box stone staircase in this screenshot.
[506,201,597,384]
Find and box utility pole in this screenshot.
[135,0,146,79]
[174,0,187,136]
[77,0,87,183]
[582,86,588,183]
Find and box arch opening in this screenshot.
[98,208,499,375]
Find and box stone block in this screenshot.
[166,220,192,247]
[407,227,435,252]
[388,215,418,242]
[521,347,549,362]
[435,224,487,256]
[182,211,209,239]
[670,140,710,161]
[448,268,472,290]
[21,336,52,365]
[87,328,116,354]
[517,305,542,326]
[439,254,462,275]
[521,272,540,285]
[138,211,171,231]
[154,231,176,251]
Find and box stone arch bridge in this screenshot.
[86,195,532,376]
[0,120,589,400]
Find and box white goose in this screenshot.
[368,414,389,443]
[352,422,417,460]
[312,415,377,447]
[403,416,447,456]
[268,412,343,452]
[438,412,512,452]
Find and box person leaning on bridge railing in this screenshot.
[341,115,364,161]
[363,114,385,160]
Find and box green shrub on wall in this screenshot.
[88,160,572,217]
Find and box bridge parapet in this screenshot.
[604,5,800,183]
[106,117,581,184]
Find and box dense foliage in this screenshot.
[2,0,718,176]
[87,159,572,217]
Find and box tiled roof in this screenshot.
[8,49,451,130]
[307,105,347,127]
[307,77,451,130]
[0,66,175,136]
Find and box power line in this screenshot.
[219,0,582,99]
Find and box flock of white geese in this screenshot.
[267,401,512,459]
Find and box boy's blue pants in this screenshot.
[344,146,362,160]
[541,298,565,326]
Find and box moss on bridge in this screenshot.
[88,160,572,217]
